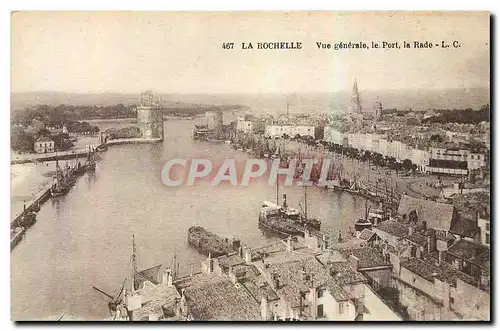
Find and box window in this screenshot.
[317,304,324,317]
[339,302,344,315]
[486,233,490,245]
[317,289,324,298]
[486,222,490,232]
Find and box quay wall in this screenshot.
[11,150,93,165]
[10,187,51,229]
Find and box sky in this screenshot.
[11,11,490,94]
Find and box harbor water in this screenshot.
[11,119,368,320]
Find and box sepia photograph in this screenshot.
[9,11,490,321]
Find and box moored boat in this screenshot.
[187,226,240,258]
[18,205,36,228]
[51,159,70,197]
[354,201,373,232]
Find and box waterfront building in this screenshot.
[236,115,264,134]
[34,136,54,154]
[468,152,488,171]
[265,125,315,139]
[136,91,164,140]
[426,147,470,176]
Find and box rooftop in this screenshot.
[36,135,53,143]
[400,257,479,289]
[216,252,245,271]
[406,232,428,248]
[265,257,350,305]
[328,261,367,286]
[398,195,454,232]
[131,281,181,321]
[447,239,490,267]
[339,247,391,270]
[375,220,410,238]
[134,264,166,290]
[359,229,376,241]
[181,273,262,321]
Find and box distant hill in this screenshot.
[10,92,242,111]
[11,88,490,114]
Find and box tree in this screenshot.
[430,134,444,143]
[11,127,35,152]
[36,128,51,138]
[402,159,413,172]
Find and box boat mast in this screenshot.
[276,178,279,206]
[131,234,137,292]
[304,185,308,220]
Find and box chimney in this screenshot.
[427,232,437,253]
[172,254,177,279]
[309,285,317,319]
[286,236,292,252]
[163,268,173,287]
[438,250,444,265]
[442,281,451,311]
[229,267,237,284]
[206,253,213,274]
[238,245,243,258]
[244,247,252,264]
[349,255,359,270]
[261,295,269,320]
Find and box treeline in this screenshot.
[11,104,137,126]
[162,104,247,117]
[11,127,74,153]
[423,104,490,124]
[11,103,247,124]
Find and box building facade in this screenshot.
[265,125,315,139]
[34,136,54,154]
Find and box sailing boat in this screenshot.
[297,185,321,231]
[85,146,99,172]
[51,159,70,197]
[65,161,77,187]
[94,235,137,319]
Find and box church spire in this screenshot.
[350,78,362,114]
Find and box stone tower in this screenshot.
[136,91,164,140]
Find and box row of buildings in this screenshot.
[236,115,316,139]
[116,236,402,321]
[324,127,488,175]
